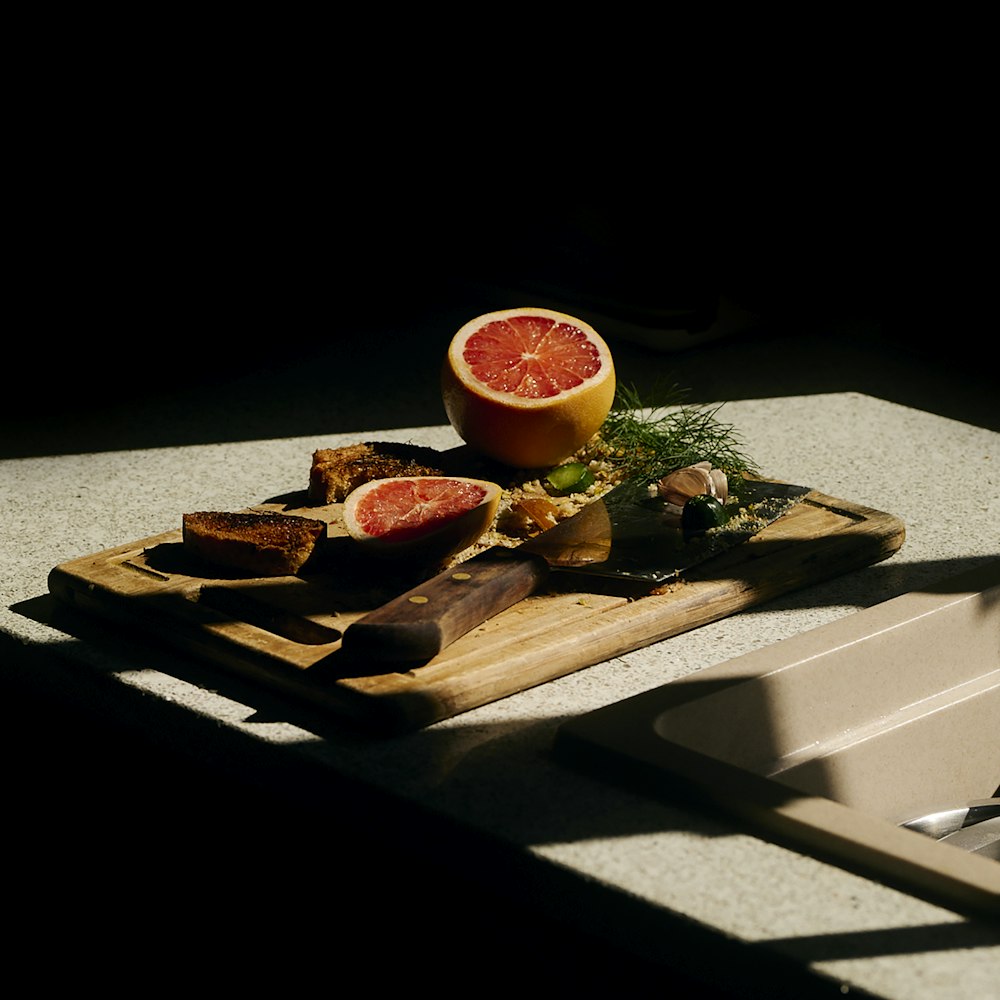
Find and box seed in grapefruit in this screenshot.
[343,476,501,561]
[441,308,616,469]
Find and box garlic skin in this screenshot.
[657,462,729,514]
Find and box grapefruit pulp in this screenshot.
[343,476,500,560]
[441,308,616,469]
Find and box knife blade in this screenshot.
[340,476,811,663]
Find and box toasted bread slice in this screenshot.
[308,441,446,503]
[182,511,327,576]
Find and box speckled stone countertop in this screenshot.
[2,392,998,998]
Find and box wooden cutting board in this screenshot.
[48,488,905,732]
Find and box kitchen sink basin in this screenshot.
[555,560,1000,918]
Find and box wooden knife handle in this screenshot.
[341,547,550,663]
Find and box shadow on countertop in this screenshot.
[5,199,994,459]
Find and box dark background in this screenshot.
[8,188,991,453]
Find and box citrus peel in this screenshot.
[441,307,616,469]
[343,475,501,561]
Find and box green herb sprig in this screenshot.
[596,382,758,482]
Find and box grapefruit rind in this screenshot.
[343,476,501,561]
[441,307,616,470]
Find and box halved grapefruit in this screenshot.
[343,476,501,561]
[441,308,616,469]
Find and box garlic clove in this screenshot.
[657,462,729,507]
[709,468,728,504]
[657,466,711,506]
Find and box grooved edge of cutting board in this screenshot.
[47,490,905,732]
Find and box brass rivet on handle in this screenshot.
[408,595,429,604]
[451,572,472,581]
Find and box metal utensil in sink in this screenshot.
[901,798,1000,860]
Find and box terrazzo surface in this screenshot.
[3,388,998,999]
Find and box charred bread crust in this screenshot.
[182,511,327,576]
[308,441,447,503]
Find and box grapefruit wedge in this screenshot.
[343,476,501,561]
[441,307,616,469]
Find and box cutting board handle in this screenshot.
[341,547,550,663]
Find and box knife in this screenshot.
[340,476,811,663]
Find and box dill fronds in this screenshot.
[596,382,758,482]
